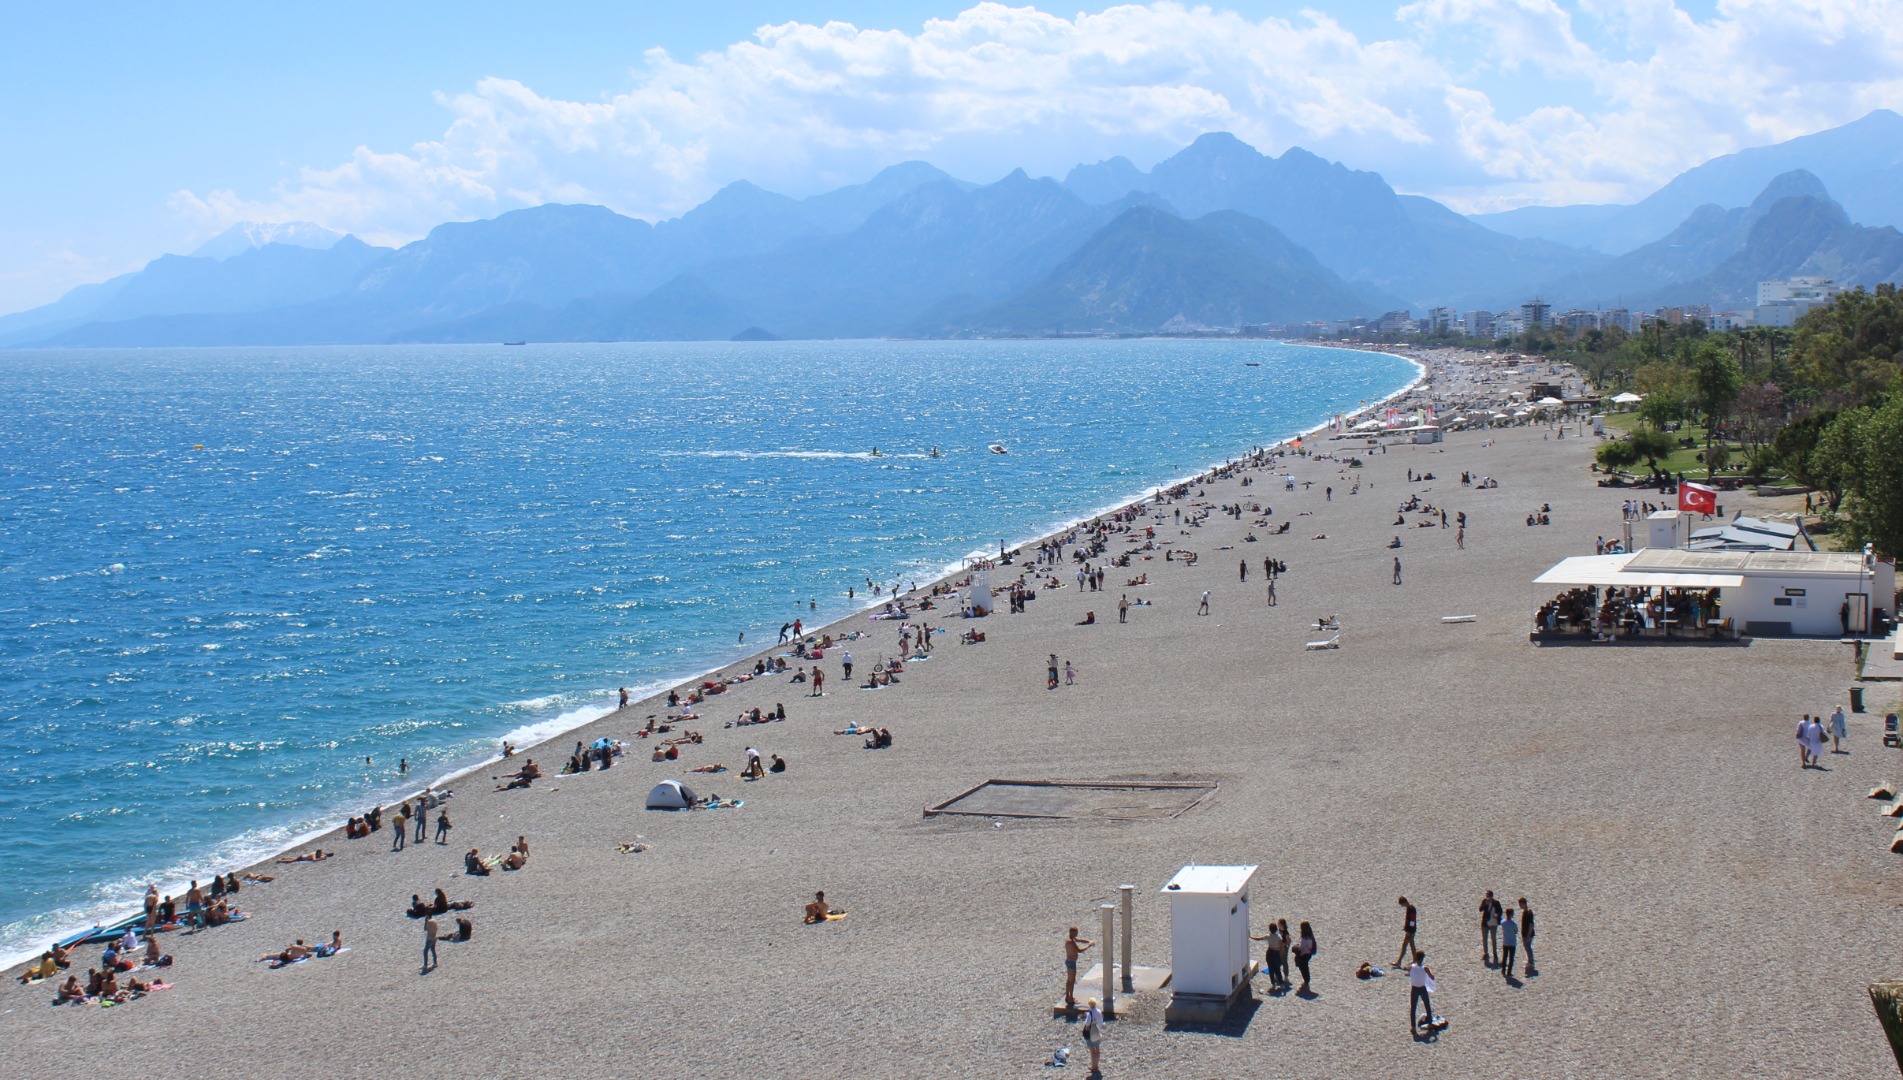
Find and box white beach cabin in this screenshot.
[1161,864,1258,1022]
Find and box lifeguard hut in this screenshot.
[1161,864,1258,1023]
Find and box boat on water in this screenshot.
[502,340,527,346]
[869,447,882,457]
[1245,362,1261,366]
[988,444,1008,455]
[927,447,943,458]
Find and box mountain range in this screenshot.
[8,110,1903,346]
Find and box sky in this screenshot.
[2,0,1898,314]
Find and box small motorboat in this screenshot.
[1245,362,1261,366]
[988,444,1008,455]
[502,340,527,346]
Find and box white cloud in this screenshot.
[170,0,1903,241]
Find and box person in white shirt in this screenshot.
[1408,951,1437,1032]
[1500,911,1520,978]
[1830,706,1848,754]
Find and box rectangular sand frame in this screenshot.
[924,779,1217,820]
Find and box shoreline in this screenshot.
[0,341,1422,972]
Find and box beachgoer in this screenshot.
[435,809,452,844]
[1118,595,1129,623]
[769,753,786,773]
[1048,654,1060,690]
[1501,910,1520,978]
[804,891,843,923]
[1830,705,1848,753]
[1519,898,1537,974]
[1395,897,1418,969]
[1064,661,1076,686]
[1393,555,1403,585]
[1199,591,1210,615]
[1293,921,1317,992]
[1251,921,1289,991]
[1480,890,1502,966]
[1065,927,1094,1009]
[422,915,439,971]
[810,668,824,697]
[1408,950,1437,1031]
[842,651,853,680]
[1082,998,1104,1074]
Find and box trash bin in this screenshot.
[1852,686,1866,713]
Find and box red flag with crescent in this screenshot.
[1679,482,1716,515]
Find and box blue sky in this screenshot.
[0,0,1889,313]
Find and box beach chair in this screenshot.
[1305,633,1340,651]
[1440,615,1476,624]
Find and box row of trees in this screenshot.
[1535,287,1903,555]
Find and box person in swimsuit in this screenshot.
[1064,927,1095,1009]
[803,891,844,923]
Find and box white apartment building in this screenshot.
[1756,276,1840,327]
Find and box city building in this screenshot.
[1757,276,1840,327]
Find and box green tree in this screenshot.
[1690,340,1743,480]
[1825,399,1903,558]
[1776,410,1844,508]
[1628,427,1676,474]
[1596,439,1640,472]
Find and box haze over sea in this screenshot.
[0,339,1412,962]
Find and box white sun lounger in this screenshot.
[1441,615,1476,624]
[1305,633,1340,651]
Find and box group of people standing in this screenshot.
[1796,706,1848,767]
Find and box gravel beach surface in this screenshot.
[8,352,1895,1077]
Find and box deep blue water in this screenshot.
[0,339,1413,960]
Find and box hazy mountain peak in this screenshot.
[1748,169,1831,215]
[192,221,345,260]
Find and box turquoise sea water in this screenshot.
[0,339,1413,962]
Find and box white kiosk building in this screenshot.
[1161,864,1258,1022]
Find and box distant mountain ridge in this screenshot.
[1473,110,1903,254]
[17,114,1903,347]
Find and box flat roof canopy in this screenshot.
[1534,554,1744,589]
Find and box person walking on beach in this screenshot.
[1797,714,1822,768]
[1064,927,1094,1009]
[1239,559,1248,582]
[1064,661,1077,686]
[1118,595,1129,623]
[1518,898,1537,975]
[391,805,408,851]
[1394,897,1418,969]
[841,651,853,681]
[1830,704,1848,753]
[415,795,430,842]
[422,914,439,972]
[1048,655,1060,690]
[1456,525,1465,549]
[434,809,452,845]
[1198,591,1211,615]
[1500,909,1520,978]
[1292,921,1318,993]
[810,667,824,697]
[1392,556,1403,585]
[1266,578,1277,606]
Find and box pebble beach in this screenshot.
[7,349,1896,1078]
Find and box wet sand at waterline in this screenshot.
[7,365,1895,1077]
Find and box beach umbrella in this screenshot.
[1537,396,1565,405]
[1612,392,1643,404]
[1353,418,1385,430]
[1490,412,1509,419]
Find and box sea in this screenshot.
[0,339,1414,964]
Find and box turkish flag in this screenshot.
[1679,482,1717,515]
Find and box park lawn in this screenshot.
[1596,414,1766,478]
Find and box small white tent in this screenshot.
[646,779,698,809]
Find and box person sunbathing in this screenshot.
[408,894,431,918]
[242,872,273,883]
[143,937,170,967]
[99,972,125,1002]
[689,763,727,773]
[262,940,312,964]
[57,975,86,1002]
[834,722,868,735]
[125,974,153,995]
[314,931,344,957]
[465,848,491,876]
[494,759,541,790]
[804,891,845,923]
[501,849,526,871]
[85,968,104,996]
